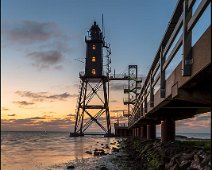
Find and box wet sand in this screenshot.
[47,138,125,170]
[1,132,124,170]
[2,132,210,170]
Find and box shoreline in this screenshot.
[114,137,211,170]
[46,138,124,170]
[63,136,211,170]
[3,132,210,170]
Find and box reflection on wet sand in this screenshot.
[1,131,120,170]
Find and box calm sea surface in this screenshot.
[1,131,211,170]
[157,132,211,139]
[1,131,118,170]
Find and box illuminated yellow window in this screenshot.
[92,56,96,62]
[92,69,96,75]
[92,44,96,50]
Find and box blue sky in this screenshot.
[1,0,178,74]
[1,0,211,133]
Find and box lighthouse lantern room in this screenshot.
[85,21,103,77]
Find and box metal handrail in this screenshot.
[109,74,129,79]
[129,0,211,127]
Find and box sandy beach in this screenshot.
[48,138,126,170]
[1,132,125,170]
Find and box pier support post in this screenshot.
[138,127,141,137]
[147,124,156,140]
[140,125,147,139]
[133,128,136,137]
[161,117,175,143]
[133,128,135,137]
[129,129,132,136]
[137,128,140,137]
[135,128,138,136]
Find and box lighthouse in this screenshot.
[70,21,113,137]
[85,21,103,77]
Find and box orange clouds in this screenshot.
[176,112,211,132]
[1,115,75,132]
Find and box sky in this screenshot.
[1,0,211,133]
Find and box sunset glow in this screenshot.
[1,0,211,133]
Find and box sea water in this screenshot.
[1,131,211,170]
[156,132,211,139]
[1,131,117,170]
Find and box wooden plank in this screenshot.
[163,14,183,57]
[160,46,166,98]
[138,0,184,102]
[182,0,192,76]
[188,0,196,10]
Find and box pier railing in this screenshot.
[128,0,211,127]
[79,71,142,81]
[109,74,142,81]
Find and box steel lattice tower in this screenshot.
[123,65,142,116]
[70,21,113,137]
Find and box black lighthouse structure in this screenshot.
[70,21,113,137]
[85,22,103,77]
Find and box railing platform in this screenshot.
[128,0,211,129]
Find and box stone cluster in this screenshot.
[123,138,211,170]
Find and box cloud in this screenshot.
[3,117,46,124]
[54,65,63,70]
[67,114,76,117]
[27,50,64,69]
[1,116,75,131]
[2,20,72,69]
[176,112,211,131]
[30,116,46,120]
[16,91,47,99]
[42,111,56,115]
[3,20,59,44]
[13,101,35,106]
[1,107,9,111]
[8,114,16,116]
[15,91,77,102]
[2,20,72,53]
[194,113,211,121]
[47,92,74,100]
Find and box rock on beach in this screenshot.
[121,138,211,170]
